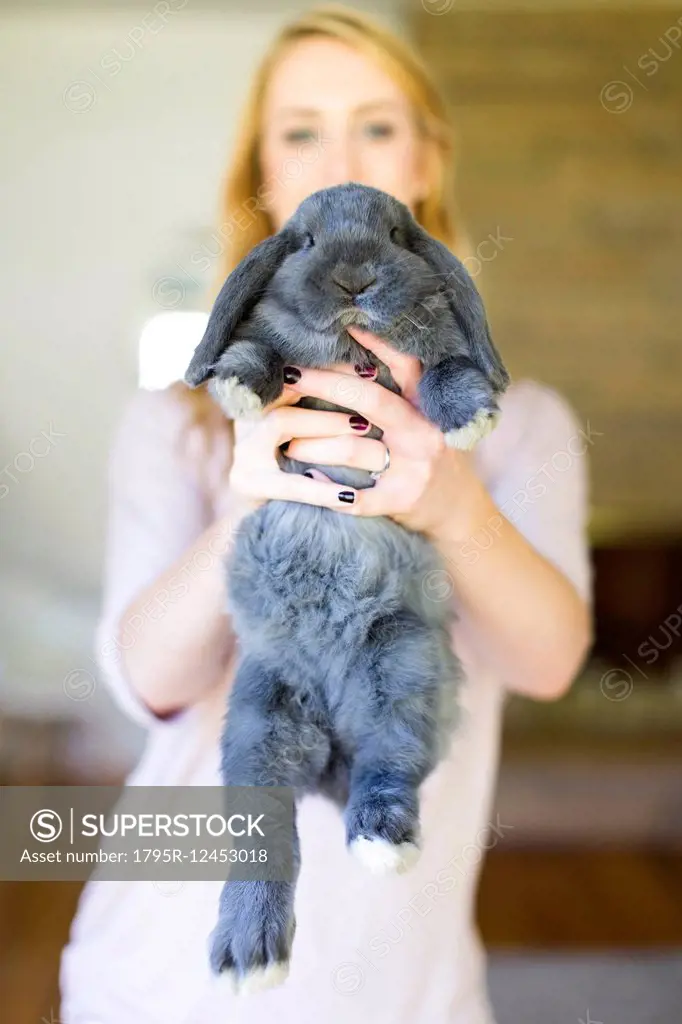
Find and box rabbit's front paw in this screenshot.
[210,375,264,419]
[444,408,500,451]
[418,357,501,451]
[209,340,284,419]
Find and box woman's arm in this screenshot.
[424,378,594,699]
[116,513,239,718]
[428,459,592,700]
[95,388,243,724]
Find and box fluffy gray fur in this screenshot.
[183,183,509,994]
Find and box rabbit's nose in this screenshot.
[331,267,377,298]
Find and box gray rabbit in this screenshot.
[184,183,509,995]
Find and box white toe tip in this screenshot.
[215,961,289,997]
[238,961,290,995]
[350,836,421,875]
[215,959,290,997]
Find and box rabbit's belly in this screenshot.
[225,500,455,654]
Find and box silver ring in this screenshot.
[370,445,391,480]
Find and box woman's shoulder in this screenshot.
[474,378,585,482]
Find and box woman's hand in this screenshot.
[228,326,492,546]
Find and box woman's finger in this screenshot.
[282,366,426,440]
[256,358,373,413]
[279,458,417,521]
[286,435,388,474]
[264,403,374,447]
[232,463,361,511]
[347,326,422,405]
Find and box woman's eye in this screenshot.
[282,127,318,145]
[362,122,396,141]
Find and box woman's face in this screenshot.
[259,37,432,230]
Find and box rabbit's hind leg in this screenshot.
[346,764,422,876]
[210,881,295,997]
[211,653,329,996]
[341,612,454,876]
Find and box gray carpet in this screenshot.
[487,951,682,1023]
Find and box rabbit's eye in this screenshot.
[390,226,403,245]
[303,232,315,249]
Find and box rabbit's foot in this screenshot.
[210,375,264,419]
[208,339,285,418]
[211,920,294,997]
[350,836,420,876]
[418,356,501,450]
[210,881,295,996]
[345,791,421,876]
[444,408,499,451]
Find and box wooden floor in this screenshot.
[1,849,680,1024]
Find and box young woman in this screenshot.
[60,7,592,1023]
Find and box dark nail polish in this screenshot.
[281,441,290,453]
[283,366,301,384]
[303,470,314,478]
[338,490,355,503]
[354,363,377,379]
[349,414,369,430]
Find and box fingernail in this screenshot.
[338,490,355,504]
[281,441,290,453]
[303,469,314,478]
[354,363,377,379]
[349,414,369,430]
[283,366,301,384]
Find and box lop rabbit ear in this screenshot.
[404,220,510,393]
[184,229,294,387]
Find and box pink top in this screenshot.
[60,379,592,1024]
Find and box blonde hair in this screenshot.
[175,3,463,442]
